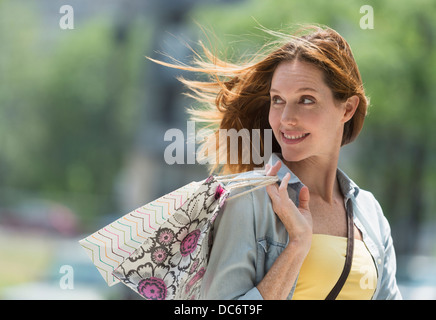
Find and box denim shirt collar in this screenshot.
[267,153,360,201]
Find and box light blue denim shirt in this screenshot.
[200,153,402,300]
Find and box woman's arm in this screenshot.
[257,161,312,299]
[200,184,264,299]
[256,239,309,299]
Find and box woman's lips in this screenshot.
[281,131,310,144]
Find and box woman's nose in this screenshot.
[281,105,298,126]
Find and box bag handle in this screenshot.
[216,171,279,201]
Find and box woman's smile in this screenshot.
[281,131,310,144]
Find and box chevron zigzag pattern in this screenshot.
[79,181,201,286]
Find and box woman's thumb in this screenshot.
[298,186,310,211]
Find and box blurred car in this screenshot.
[0,199,78,236]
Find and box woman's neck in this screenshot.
[284,154,341,204]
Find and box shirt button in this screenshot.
[377,258,382,265]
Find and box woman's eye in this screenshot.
[300,96,315,105]
[271,96,285,104]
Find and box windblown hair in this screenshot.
[151,25,369,174]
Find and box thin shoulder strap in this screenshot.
[325,199,355,300]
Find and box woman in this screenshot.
[155,25,402,299]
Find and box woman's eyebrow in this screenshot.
[296,87,318,93]
[269,87,318,93]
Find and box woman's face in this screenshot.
[268,60,357,164]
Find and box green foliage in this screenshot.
[0,3,150,222]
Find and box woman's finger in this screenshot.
[264,164,271,177]
[266,182,279,200]
[278,172,291,199]
[265,161,281,177]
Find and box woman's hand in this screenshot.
[265,161,313,250]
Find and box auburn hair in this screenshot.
[151,25,369,174]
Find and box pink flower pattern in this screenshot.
[113,176,229,300]
[137,277,167,300]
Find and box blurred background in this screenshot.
[0,0,435,300]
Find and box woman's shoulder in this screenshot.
[354,188,394,240]
[355,188,383,216]
[338,169,384,220]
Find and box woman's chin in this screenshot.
[280,149,307,164]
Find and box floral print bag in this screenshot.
[81,172,277,300]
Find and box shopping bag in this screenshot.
[80,172,278,299]
[79,181,201,286]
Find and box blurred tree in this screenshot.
[0,2,150,228]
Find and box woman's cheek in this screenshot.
[268,107,281,135]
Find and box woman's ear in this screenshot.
[342,95,360,123]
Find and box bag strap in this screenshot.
[325,199,355,300]
[216,171,279,201]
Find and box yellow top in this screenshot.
[292,234,377,300]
